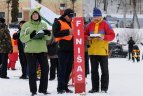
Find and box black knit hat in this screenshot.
[0,18,5,23]
[63,8,74,17]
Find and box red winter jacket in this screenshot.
[85,19,115,55]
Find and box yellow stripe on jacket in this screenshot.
[88,18,109,55]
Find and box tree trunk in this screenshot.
[132,0,140,28]
[70,0,76,11]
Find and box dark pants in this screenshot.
[0,54,1,67]
[26,53,49,93]
[90,55,109,91]
[0,54,1,65]
[19,50,27,77]
[128,51,132,60]
[85,52,89,77]
[57,51,73,91]
[49,58,58,79]
[0,53,8,77]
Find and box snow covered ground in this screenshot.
[0,57,143,96]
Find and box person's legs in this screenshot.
[49,58,57,80]
[85,52,89,77]
[10,61,16,70]
[128,51,131,60]
[0,54,1,75]
[0,53,8,78]
[64,52,73,92]
[54,58,59,77]
[99,56,109,92]
[132,52,135,62]
[10,53,18,70]
[57,52,69,93]
[0,54,1,65]
[89,55,99,92]
[19,51,27,77]
[26,53,37,94]
[38,53,49,93]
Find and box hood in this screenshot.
[29,9,41,22]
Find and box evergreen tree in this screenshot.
[11,0,19,23]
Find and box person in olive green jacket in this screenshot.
[20,9,51,96]
[0,17,13,79]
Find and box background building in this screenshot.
[0,0,83,24]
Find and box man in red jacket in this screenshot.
[85,8,115,93]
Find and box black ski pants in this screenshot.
[0,53,8,77]
[57,51,73,91]
[19,50,27,77]
[49,58,58,79]
[26,53,49,93]
[89,55,109,91]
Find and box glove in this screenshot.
[43,30,51,36]
[30,30,36,39]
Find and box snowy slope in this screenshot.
[0,58,143,96]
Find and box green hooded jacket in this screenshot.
[20,9,51,53]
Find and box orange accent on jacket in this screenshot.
[11,38,18,53]
[55,20,73,42]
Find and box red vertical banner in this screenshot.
[73,17,85,93]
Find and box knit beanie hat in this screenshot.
[93,8,102,17]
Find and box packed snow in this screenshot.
[0,57,143,96]
[1,0,143,95]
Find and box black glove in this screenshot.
[30,30,36,39]
[43,30,51,36]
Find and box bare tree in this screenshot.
[70,0,76,11]
[132,0,140,28]
[123,0,127,28]
[118,29,143,44]
[103,0,107,11]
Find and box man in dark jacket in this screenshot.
[128,37,135,60]
[52,8,74,94]
[0,18,13,79]
[13,20,28,79]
